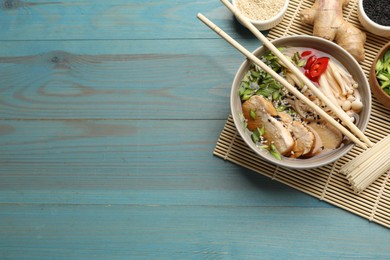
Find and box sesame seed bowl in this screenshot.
[232,0,289,31]
[357,0,390,37]
[230,35,371,169]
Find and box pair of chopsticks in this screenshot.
[198,0,389,192]
[198,0,372,149]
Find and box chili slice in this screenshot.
[304,55,317,70]
[309,57,329,79]
[301,50,312,57]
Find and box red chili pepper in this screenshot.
[309,57,329,79]
[304,55,317,70]
[301,50,312,57]
[304,70,311,80]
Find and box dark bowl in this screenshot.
[369,42,390,109]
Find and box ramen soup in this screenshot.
[238,47,363,160]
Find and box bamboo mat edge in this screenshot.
[214,0,390,228]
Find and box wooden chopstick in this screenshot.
[220,0,373,148]
[197,13,368,149]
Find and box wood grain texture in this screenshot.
[1,205,389,259]
[0,0,250,41]
[0,39,263,119]
[0,0,389,259]
[0,119,328,208]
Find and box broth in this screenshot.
[239,46,362,160]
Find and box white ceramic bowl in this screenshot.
[232,0,289,31]
[230,36,371,169]
[357,0,390,37]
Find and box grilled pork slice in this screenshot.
[242,95,294,155]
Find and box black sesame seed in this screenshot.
[274,115,282,121]
[363,0,390,26]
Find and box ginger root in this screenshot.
[300,0,366,62]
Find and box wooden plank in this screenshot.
[1,204,389,259]
[0,0,254,41]
[1,0,389,258]
[0,118,326,207]
[0,39,262,120]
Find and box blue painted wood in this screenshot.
[0,119,328,208]
[0,39,263,119]
[1,205,389,259]
[0,0,252,41]
[0,0,389,259]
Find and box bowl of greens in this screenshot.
[369,41,390,109]
[231,35,371,169]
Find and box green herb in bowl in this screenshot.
[375,49,390,96]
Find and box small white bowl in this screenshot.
[357,0,390,37]
[232,0,289,31]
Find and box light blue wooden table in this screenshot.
[0,1,389,259]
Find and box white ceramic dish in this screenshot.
[232,0,289,31]
[357,0,390,37]
[230,35,371,169]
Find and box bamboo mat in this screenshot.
[214,0,390,228]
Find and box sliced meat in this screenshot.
[277,111,293,126]
[303,125,324,158]
[242,95,277,131]
[308,120,343,150]
[242,96,294,156]
[277,112,316,158]
[289,121,315,158]
[263,117,295,156]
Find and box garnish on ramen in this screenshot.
[239,47,363,159]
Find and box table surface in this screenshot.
[0,0,389,259]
